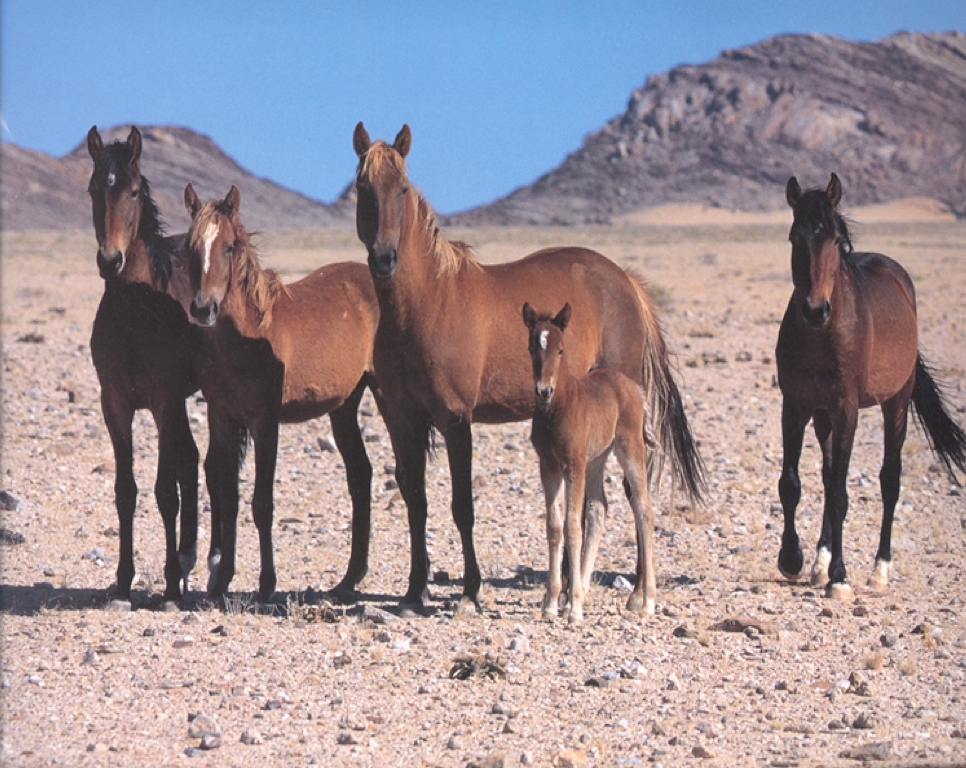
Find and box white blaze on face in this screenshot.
[202,220,220,275]
[539,330,549,350]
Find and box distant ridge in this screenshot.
[1,124,354,231]
[450,31,966,225]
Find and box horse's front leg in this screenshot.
[153,401,195,604]
[564,456,588,624]
[386,409,431,615]
[810,410,834,587]
[205,410,241,601]
[539,463,564,619]
[250,420,279,603]
[778,398,810,580]
[101,389,137,608]
[174,399,200,597]
[328,380,372,600]
[443,420,482,616]
[825,405,858,600]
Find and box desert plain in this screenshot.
[2,202,965,767]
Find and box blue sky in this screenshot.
[3,1,964,214]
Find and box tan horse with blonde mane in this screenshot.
[353,122,704,615]
[524,302,657,624]
[180,184,380,601]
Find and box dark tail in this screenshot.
[911,353,966,481]
[627,270,707,504]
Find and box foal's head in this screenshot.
[183,184,243,327]
[87,125,161,281]
[785,173,853,329]
[523,302,573,409]
[352,122,413,281]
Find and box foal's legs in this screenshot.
[101,390,138,605]
[869,381,913,591]
[539,463,565,619]
[778,399,811,579]
[564,456,588,624]
[578,454,609,599]
[443,420,482,615]
[329,380,373,598]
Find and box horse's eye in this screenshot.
[130,189,139,199]
[224,243,234,255]
[400,186,409,196]
[558,348,564,356]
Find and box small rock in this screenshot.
[184,747,204,757]
[880,633,898,648]
[852,712,874,730]
[187,713,220,739]
[211,625,229,637]
[853,604,869,617]
[360,604,398,625]
[612,575,633,591]
[318,438,336,453]
[86,742,109,754]
[173,637,195,649]
[200,733,222,750]
[239,728,262,745]
[827,718,848,731]
[0,491,23,512]
[142,627,156,637]
[520,752,534,766]
[337,730,362,745]
[446,735,460,750]
[552,748,587,768]
[839,742,892,762]
[692,744,715,759]
[81,649,99,666]
[509,636,529,652]
[0,527,26,546]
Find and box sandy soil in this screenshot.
[2,210,965,767]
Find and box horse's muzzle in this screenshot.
[535,383,554,407]
[97,249,125,279]
[802,298,831,328]
[367,247,398,281]
[190,297,218,327]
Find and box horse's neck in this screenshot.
[224,254,277,340]
[123,238,160,289]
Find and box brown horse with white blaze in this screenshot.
[777,173,966,600]
[353,122,704,614]
[87,125,200,607]
[524,303,657,623]
[180,184,380,601]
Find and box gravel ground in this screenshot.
[2,221,965,768]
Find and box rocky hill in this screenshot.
[1,125,354,232]
[451,31,966,225]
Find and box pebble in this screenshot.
[187,713,220,739]
[200,733,222,750]
[692,744,715,758]
[552,749,587,768]
[239,728,262,745]
[880,633,898,648]
[0,491,23,512]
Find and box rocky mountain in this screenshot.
[451,31,966,225]
[1,125,354,231]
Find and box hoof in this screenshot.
[626,592,656,615]
[106,599,132,613]
[867,559,891,592]
[826,582,854,601]
[455,596,480,617]
[327,584,360,605]
[567,608,584,625]
[161,600,181,613]
[777,547,804,581]
[810,548,832,587]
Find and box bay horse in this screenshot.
[524,302,657,623]
[87,125,200,607]
[352,123,704,615]
[777,173,966,600]
[180,184,380,601]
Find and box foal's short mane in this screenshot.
[360,141,480,277]
[189,201,286,328]
[92,143,176,289]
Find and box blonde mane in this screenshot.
[189,202,287,329]
[361,142,480,278]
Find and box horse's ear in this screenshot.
[393,124,412,158]
[127,126,142,164]
[225,185,241,220]
[87,126,103,162]
[353,122,371,158]
[826,173,842,209]
[785,177,802,208]
[522,302,537,329]
[552,303,572,332]
[184,184,201,219]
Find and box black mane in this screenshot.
[793,186,855,260]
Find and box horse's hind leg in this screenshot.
[250,421,280,603]
[443,420,482,616]
[328,380,373,599]
[175,402,199,597]
[101,390,137,606]
[617,438,656,615]
[778,399,810,580]
[153,403,193,603]
[870,383,913,591]
[825,405,858,600]
[810,410,834,587]
[205,411,241,601]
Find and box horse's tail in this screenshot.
[911,353,966,481]
[626,270,706,504]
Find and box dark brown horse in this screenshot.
[87,125,200,607]
[777,173,966,599]
[524,303,657,624]
[352,123,704,614]
[180,184,380,601]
